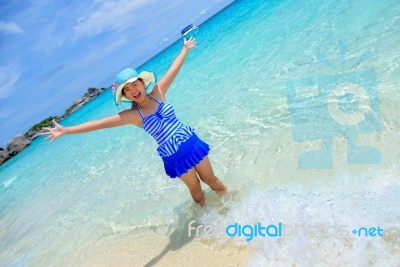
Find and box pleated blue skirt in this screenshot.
[161,133,210,178]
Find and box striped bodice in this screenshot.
[137,95,194,157]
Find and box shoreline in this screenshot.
[0,87,107,166]
[42,225,254,267]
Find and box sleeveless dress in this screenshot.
[137,95,210,178]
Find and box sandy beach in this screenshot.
[54,225,254,267]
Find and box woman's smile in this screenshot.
[133,91,142,100]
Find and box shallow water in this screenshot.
[1,0,400,266]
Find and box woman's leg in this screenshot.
[180,168,206,207]
[194,156,227,195]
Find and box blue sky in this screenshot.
[0,0,234,147]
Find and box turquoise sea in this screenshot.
[1,0,400,266]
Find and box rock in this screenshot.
[7,134,31,152]
[27,130,37,139]
[84,88,102,98]
[9,150,18,156]
[0,150,7,158]
[30,130,45,141]
[0,150,11,162]
[71,88,103,113]
[70,103,85,114]
[0,147,4,151]
[73,98,83,105]
[88,87,98,94]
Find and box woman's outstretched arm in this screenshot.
[157,36,197,97]
[41,110,134,143]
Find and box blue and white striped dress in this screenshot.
[137,95,195,158]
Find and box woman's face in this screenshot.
[122,79,146,103]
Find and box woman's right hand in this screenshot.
[183,36,197,52]
[41,119,66,143]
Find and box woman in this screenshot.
[41,37,227,207]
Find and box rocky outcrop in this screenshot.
[7,134,31,152]
[0,150,10,164]
[0,87,107,166]
[0,135,31,163]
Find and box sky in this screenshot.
[0,0,234,147]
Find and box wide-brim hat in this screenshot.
[112,68,156,104]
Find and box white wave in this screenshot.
[3,176,17,189]
[194,172,400,266]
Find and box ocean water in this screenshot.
[1,0,400,266]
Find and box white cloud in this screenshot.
[0,21,24,35]
[0,66,20,99]
[73,0,150,37]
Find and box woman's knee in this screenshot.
[199,173,217,185]
[181,176,200,190]
[186,179,201,193]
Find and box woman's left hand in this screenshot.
[183,36,197,51]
